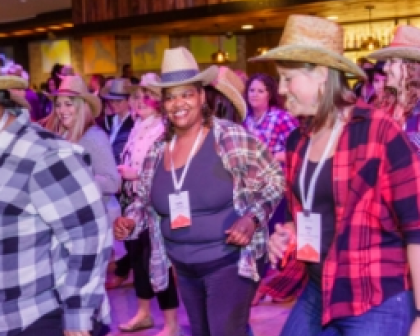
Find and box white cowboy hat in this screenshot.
[149,47,218,88]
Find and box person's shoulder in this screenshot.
[214,117,246,133]
[23,122,86,161]
[82,124,109,141]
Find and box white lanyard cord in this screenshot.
[299,121,342,213]
[0,112,9,132]
[169,127,203,192]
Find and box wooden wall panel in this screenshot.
[73,0,245,24]
[245,30,282,77]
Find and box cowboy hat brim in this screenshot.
[149,65,219,88]
[7,91,31,109]
[368,46,420,62]
[125,84,162,97]
[212,81,247,122]
[249,45,366,79]
[46,91,102,118]
[0,76,28,90]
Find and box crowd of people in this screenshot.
[1,12,420,336]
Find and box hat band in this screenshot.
[55,89,82,95]
[161,69,200,83]
[390,41,420,48]
[107,91,129,97]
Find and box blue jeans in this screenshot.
[280,281,415,336]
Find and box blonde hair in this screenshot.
[43,96,95,143]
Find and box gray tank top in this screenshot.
[151,130,240,264]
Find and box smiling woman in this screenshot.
[43,75,120,205]
[113,46,284,336]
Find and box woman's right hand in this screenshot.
[113,217,135,240]
[268,222,296,267]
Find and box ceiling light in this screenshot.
[327,16,338,20]
[211,50,229,63]
[12,30,32,36]
[62,23,74,28]
[360,5,380,51]
[35,27,47,33]
[0,33,8,38]
[242,24,254,30]
[49,25,63,30]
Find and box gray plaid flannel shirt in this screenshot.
[124,117,285,292]
[0,112,112,335]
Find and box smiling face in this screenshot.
[129,88,160,121]
[54,96,78,129]
[246,79,270,112]
[163,84,205,131]
[277,65,326,117]
[384,58,404,90]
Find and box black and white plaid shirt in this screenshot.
[0,112,112,335]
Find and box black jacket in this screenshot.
[103,114,134,165]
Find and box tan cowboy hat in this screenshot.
[369,25,420,62]
[0,61,31,109]
[249,15,366,79]
[210,66,246,121]
[149,47,218,88]
[46,75,102,118]
[100,78,131,100]
[126,73,162,97]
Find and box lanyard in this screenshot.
[169,127,203,193]
[299,120,342,213]
[0,113,9,132]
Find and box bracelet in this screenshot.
[416,309,420,317]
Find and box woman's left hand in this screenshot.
[409,318,420,336]
[225,215,256,246]
[117,165,138,180]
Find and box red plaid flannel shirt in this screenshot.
[285,104,420,325]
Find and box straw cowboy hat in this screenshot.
[210,66,247,121]
[47,75,102,117]
[249,14,366,79]
[369,25,420,62]
[0,59,31,109]
[126,73,162,97]
[100,78,131,100]
[149,47,218,88]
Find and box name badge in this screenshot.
[169,191,192,229]
[296,212,321,263]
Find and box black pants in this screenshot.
[114,241,132,278]
[129,230,179,310]
[172,254,263,336]
[15,309,109,336]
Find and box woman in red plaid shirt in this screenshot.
[252,15,420,336]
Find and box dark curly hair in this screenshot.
[162,82,213,142]
[244,73,283,114]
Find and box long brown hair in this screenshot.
[162,82,213,141]
[43,96,94,143]
[276,61,356,132]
